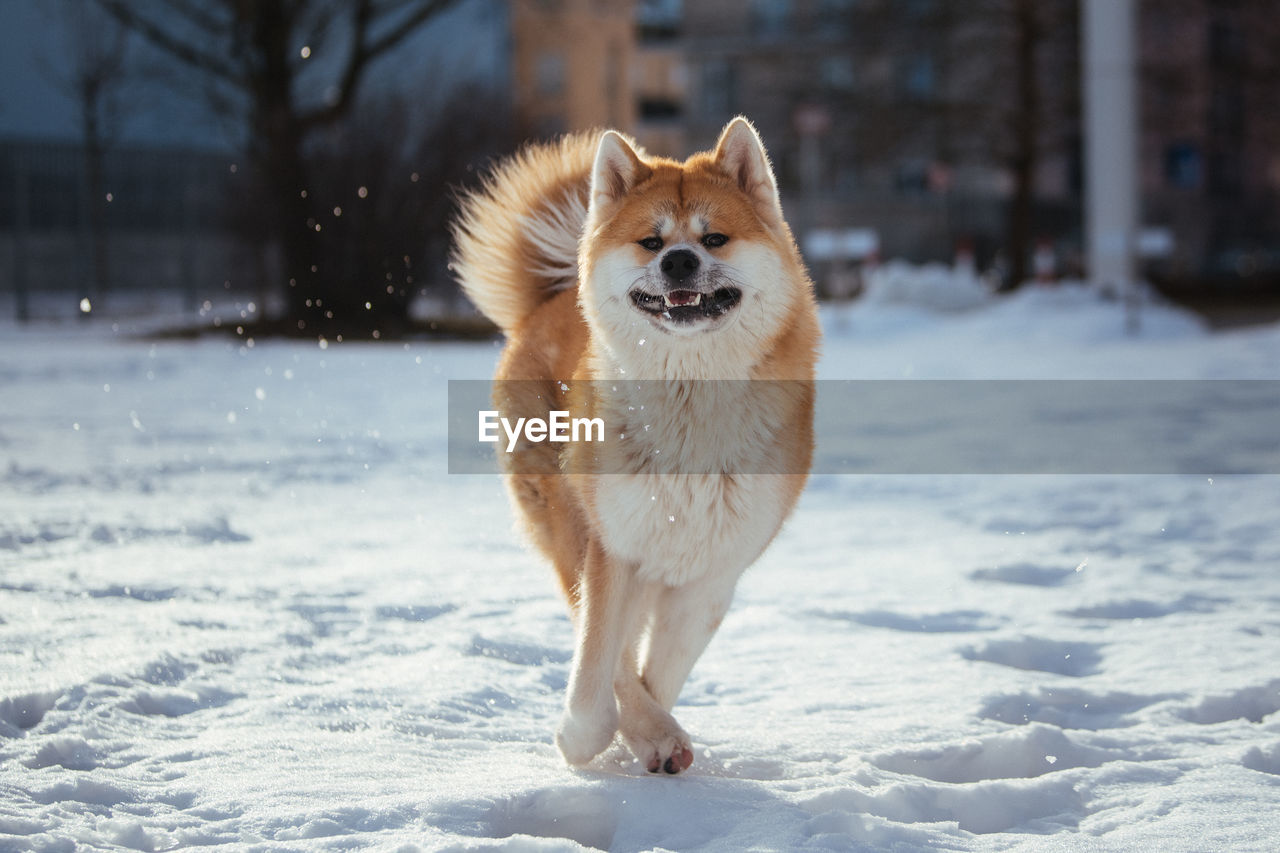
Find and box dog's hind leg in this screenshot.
[506,473,585,608]
[555,538,647,767]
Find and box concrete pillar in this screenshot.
[1082,0,1139,325]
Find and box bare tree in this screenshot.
[42,1,133,308]
[304,84,514,336]
[931,0,1077,288]
[93,0,461,334]
[1004,0,1052,289]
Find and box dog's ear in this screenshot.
[590,131,651,206]
[714,118,783,225]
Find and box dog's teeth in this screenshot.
[662,292,702,308]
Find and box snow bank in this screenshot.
[854,261,1203,344]
[818,266,1280,380]
[862,260,994,312]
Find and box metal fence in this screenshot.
[0,138,235,232]
[1,138,263,318]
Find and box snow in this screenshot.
[3,279,1280,852]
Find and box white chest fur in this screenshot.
[583,381,794,587]
[593,472,790,586]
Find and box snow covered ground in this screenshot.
[2,282,1279,851]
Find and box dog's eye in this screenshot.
[638,236,663,252]
[701,233,729,248]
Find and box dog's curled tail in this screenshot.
[451,132,606,333]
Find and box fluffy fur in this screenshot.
[451,118,819,774]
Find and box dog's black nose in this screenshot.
[660,249,700,283]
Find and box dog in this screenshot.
[451,117,819,774]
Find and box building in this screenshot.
[510,0,637,139]
[633,0,688,156]
[509,0,1280,290]
[1139,0,1280,289]
[512,0,1082,279]
[508,0,689,156]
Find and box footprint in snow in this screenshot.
[24,735,99,771]
[961,636,1103,677]
[1176,679,1280,725]
[435,687,522,723]
[1242,743,1280,776]
[435,787,617,851]
[119,686,240,718]
[801,773,1088,835]
[970,563,1080,587]
[978,686,1178,730]
[1062,593,1222,620]
[868,724,1126,783]
[466,634,571,667]
[88,584,179,602]
[809,608,999,633]
[374,603,457,622]
[0,690,62,736]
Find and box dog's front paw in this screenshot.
[618,707,694,774]
[555,705,618,767]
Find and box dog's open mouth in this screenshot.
[630,287,743,323]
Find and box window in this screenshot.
[750,0,792,38]
[820,55,855,92]
[902,54,935,99]
[1164,143,1202,190]
[639,99,683,120]
[1208,150,1242,196]
[816,0,857,33]
[701,59,736,118]
[894,160,930,194]
[1208,20,1244,67]
[638,0,681,41]
[905,0,936,18]
[1209,84,1244,138]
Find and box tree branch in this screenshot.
[297,0,460,129]
[298,0,372,128]
[297,0,347,60]
[364,0,459,60]
[93,0,244,87]
[153,0,232,39]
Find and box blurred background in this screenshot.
[1,0,1278,335]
